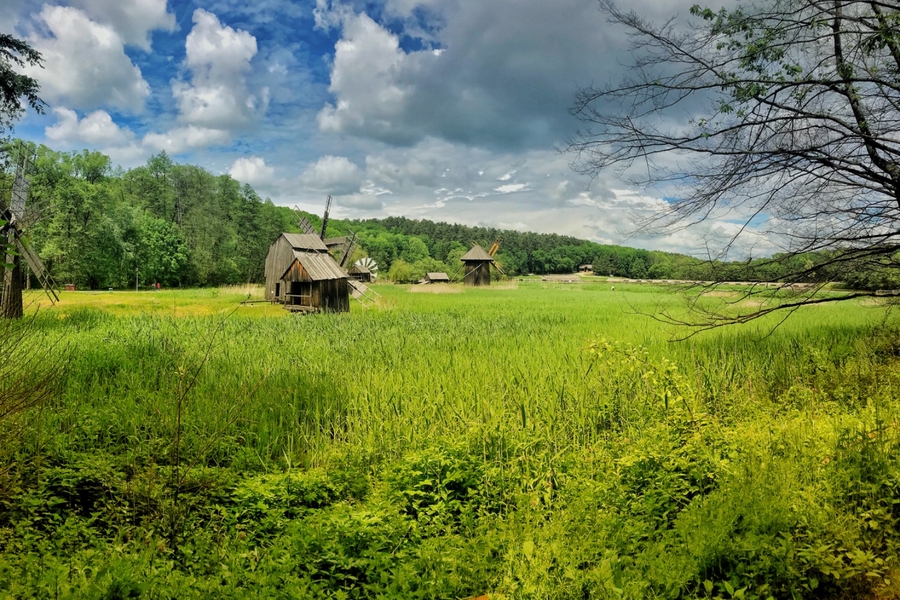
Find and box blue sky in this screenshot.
[3,0,771,257]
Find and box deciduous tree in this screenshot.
[567,0,900,323]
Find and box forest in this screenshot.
[7,142,897,290]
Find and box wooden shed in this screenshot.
[460,245,495,286]
[425,272,450,283]
[264,233,350,313]
[348,264,372,283]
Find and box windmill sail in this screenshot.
[10,166,29,223]
[488,236,502,257]
[320,194,332,239]
[297,216,317,236]
[347,278,379,307]
[338,231,358,267]
[15,238,58,303]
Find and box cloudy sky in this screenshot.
[3,0,767,257]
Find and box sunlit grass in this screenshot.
[5,280,900,598]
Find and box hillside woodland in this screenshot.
[5,143,896,290]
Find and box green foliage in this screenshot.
[0,33,44,135]
[14,141,897,289]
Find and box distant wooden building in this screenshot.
[265,233,350,313]
[578,264,593,273]
[460,245,495,286]
[348,264,372,283]
[425,272,450,283]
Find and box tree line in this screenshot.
[2,142,895,290]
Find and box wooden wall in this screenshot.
[264,236,294,301]
[464,261,492,286]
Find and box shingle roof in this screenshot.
[280,250,348,281]
[427,272,450,281]
[460,245,494,261]
[349,264,371,274]
[283,233,328,252]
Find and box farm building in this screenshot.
[578,264,593,273]
[425,272,450,283]
[460,245,495,287]
[348,264,372,282]
[264,233,350,313]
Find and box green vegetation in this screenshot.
[2,282,900,598]
[16,141,891,293]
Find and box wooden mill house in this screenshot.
[460,245,496,286]
[264,233,350,313]
[348,264,372,283]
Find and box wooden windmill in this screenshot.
[284,196,380,308]
[0,144,58,319]
[293,196,359,268]
[458,236,504,286]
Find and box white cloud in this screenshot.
[317,13,423,143]
[143,126,231,154]
[494,183,528,194]
[229,156,275,186]
[300,155,364,195]
[25,5,150,113]
[172,9,267,129]
[72,0,175,51]
[45,108,135,146]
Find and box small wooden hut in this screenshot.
[425,272,450,283]
[578,264,593,273]
[460,245,495,286]
[348,264,372,283]
[264,233,350,313]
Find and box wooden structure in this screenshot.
[425,272,450,283]
[264,233,349,313]
[578,264,593,273]
[460,245,496,286]
[348,264,372,282]
[0,144,58,319]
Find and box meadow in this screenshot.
[2,280,900,599]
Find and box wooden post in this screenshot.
[1,233,24,319]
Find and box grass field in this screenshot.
[2,281,900,599]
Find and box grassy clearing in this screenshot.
[2,281,900,598]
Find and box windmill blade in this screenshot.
[347,278,380,307]
[356,256,378,273]
[293,205,318,235]
[319,194,332,239]
[15,238,59,303]
[9,165,29,224]
[488,236,502,257]
[338,231,358,268]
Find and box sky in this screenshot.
[2,0,771,258]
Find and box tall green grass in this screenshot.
[2,282,899,598]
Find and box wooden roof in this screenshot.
[282,233,329,252]
[349,264,371,274]
[460,245,494,262]
[427,272,450,281]
[280,250,347,281]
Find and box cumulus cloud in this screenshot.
[300,155,364,195]
[229,156,275,186]
[24,5,150,113]
[72,0,175,51]
[172,9,267,129]
[143,126,231,154]
[315,0,725,152]
[45,108,135,146]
